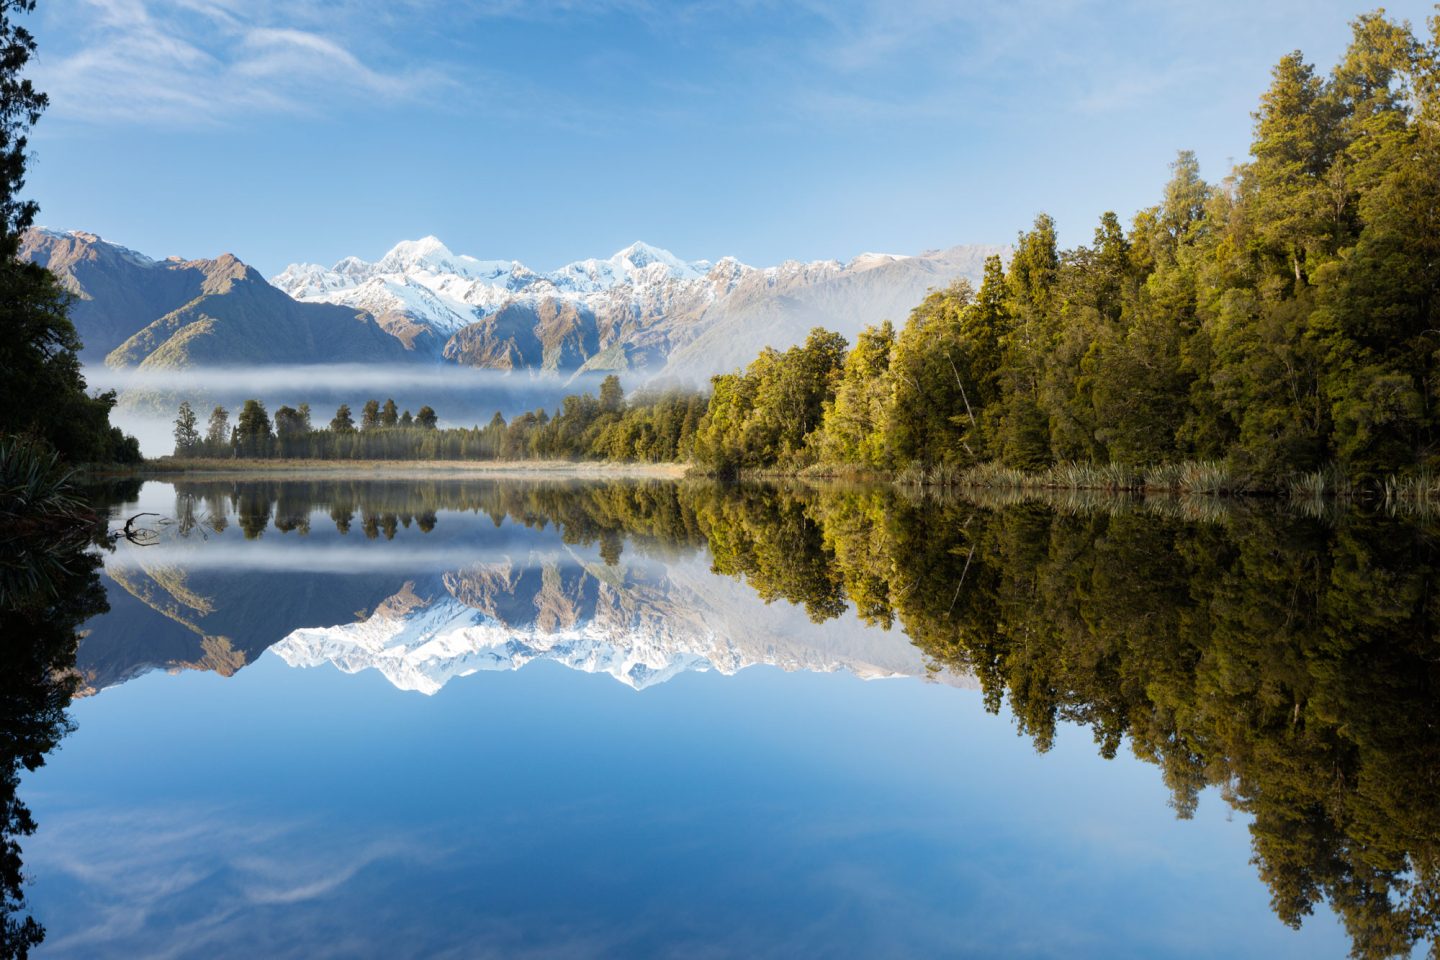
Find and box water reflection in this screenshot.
[0,480,136,958]
[59,479,1440,957]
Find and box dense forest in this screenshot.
[170,376,706,463]
[159,474,1440,959]
[690,11,1440,491]
[168,11,1440,495]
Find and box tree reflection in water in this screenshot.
[0,481,135,959]
[74,477,1440,958]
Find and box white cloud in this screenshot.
[34,0,447,125]
[29,804,439,958]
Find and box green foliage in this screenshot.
[234,400,272,458]
[819,321,895,468]
[598,374,624,414]
[202,406,228,449]
[360,399,381,431]
[688,12,1440,491]
[173,381,707,464]
[692,328,849,473]
[172,401,199,455]
[329,403,355,434]
[0,438,78,523]
[0,0,137,466]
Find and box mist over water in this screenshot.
[86,364,701,457]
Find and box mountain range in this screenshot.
[89,547,948,696]
[272,553,940,693]
[25,227,1003,380]
[21,229,411,367]
[273,235,1003,379]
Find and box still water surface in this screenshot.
[15,477,1437,958]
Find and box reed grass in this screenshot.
[890,459,1242,495]
[0,438,82,519]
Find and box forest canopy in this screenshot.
[168,9,1439,497]
[687,10,1440,489]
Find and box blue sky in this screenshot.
[28,0,1440,275]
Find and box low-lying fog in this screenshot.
[87,364,701,458]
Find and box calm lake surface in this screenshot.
[10,476,1438,958]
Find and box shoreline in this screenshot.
[136,458,690,480]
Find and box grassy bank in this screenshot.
[689,458,1440,512]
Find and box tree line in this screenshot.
[172,374,707,463]
[690,11,1440,491]
[169,11,1440,493]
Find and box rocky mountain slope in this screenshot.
[271,551,939,693]
[22,228,413,368]
[87,547,941,695]
[274,236,1005,380]
[26,227,1004,379]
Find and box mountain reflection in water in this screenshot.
[14,477,1440,958]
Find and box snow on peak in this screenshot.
[377,235,461,274]
[848,251,910,271]
[613,240,685,271]
[265,560,932,696]
[267,235,929,341]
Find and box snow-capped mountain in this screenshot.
[269,553,944,694]
[272,236,1005,378]
[272,237,709,337]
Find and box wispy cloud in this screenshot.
[30,804,440,958]
[34,0,447,125]
[34,0,1217,132]
[748,0,1222,125]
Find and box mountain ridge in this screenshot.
[22,227,415,368]
[273,235,1007,379]
[24,227,1006,379]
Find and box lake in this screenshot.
[7,476,1436,959]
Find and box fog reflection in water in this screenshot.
[13,477,1437,958]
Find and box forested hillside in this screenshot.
[165,11,1439,495]
[691,11,1440,490]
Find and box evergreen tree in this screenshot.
[380,398,398,428]
[172,401,199,455]
[361,399,381,431]
[599,375,624,414]
[205,406,230,448]
[416,406,438,429]
[995,215,1059,469]
[235,400,272,458]
[0,0,138,464]
[330,403,355,433]
[886,284,975,466]
[819,321,895,468]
